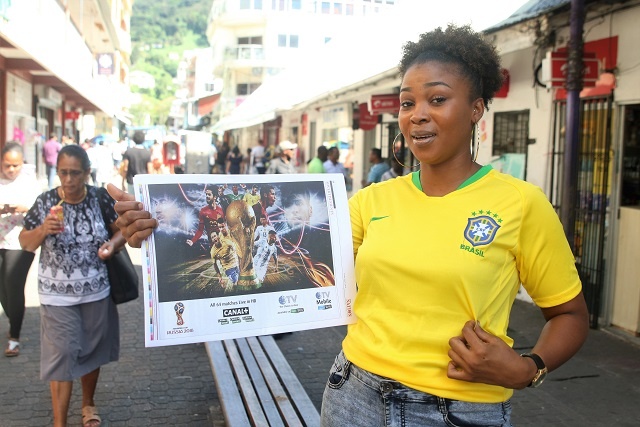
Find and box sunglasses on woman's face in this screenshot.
[58,169,84,177]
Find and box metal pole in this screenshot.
[561,0,585,249]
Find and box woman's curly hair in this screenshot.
[399,24,503,109]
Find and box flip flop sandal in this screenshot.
[4,340,19,357]
[82,405,101,427]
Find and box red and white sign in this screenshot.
[370,94,400,115]
[545,51,599,88]
[358,103,379,131]
[64,111,80,120]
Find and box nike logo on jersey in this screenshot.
[370,216,389,223]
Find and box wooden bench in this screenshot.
[205,335,321,427]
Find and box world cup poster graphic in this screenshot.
[133,173,356,347]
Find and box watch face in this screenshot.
[530,368,548,388]
[521,353,547,388]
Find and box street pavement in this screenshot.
[2,202,640,425]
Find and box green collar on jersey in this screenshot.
[411,164,493,192]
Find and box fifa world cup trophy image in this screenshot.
[225,200,259,289]
[174,302,185,325]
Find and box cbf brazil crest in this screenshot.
[464,215,501,247]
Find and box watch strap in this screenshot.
[521,352,547,388]
[521,352,545,370]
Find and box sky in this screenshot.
[395,0,530,31]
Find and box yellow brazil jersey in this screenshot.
[243,192,261,207]
[210,238,239,271]
[342,166,582,403]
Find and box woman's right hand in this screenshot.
[43,212,64,235]
[107,184,157,248]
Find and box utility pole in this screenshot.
[561,0,585,249]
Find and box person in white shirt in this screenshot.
[253,230,278,284]
[253,216,275,255]
[0,142,40,357]
[251,140,266,174]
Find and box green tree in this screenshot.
[129,0,209,126]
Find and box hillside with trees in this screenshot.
[129,0,210,126]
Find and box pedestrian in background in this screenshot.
[251,139,266,174]
[111,138,125,170]
[0,142,40,357]
[380,156,404,181]
[361,147,386,187]
[214,140,230,174]
[20,144,124,427]
[244,148,256,174]
[323,146,348,181]
[86,140,113,188]
[94,141,115,187]
[85,140,99,185]
[226,145,244,174]
[122,130,152,194]
[266,140,297,174]
[42,133,61,190]
[307,145,328,173]
[320,24,588,426]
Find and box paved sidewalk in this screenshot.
[2,244,639,425]
[0,247,222,427]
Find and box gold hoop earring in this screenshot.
[471,123,480,162]
[392,133,419,170]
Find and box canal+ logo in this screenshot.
[222,307,249,317]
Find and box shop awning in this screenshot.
[197,93,221,116]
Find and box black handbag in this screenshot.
[105,248,139,304]
[97,188,139,304]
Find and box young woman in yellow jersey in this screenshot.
[321,25,587,426]
[105,24,588,427]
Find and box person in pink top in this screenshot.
[42,133,62,189]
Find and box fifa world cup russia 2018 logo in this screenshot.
[174,302,185,326]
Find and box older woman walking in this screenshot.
[20,144,125,427]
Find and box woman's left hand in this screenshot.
[447,320,533,389]
[98,240,116,260]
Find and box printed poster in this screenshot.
[133,173,356,347]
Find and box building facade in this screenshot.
[207,0,399,150]
[0,0,133,174]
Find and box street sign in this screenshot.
[64,111,80,120]
[542,51,600,88]
[370,94,400,115]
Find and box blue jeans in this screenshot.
[46,164,56,189]
[321,351,513,427]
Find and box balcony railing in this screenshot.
[225,45,264,61]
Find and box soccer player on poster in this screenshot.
[186,188,224,248]
[210,231,240,292]
[253,216,275,254]
[253,230,278,285]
